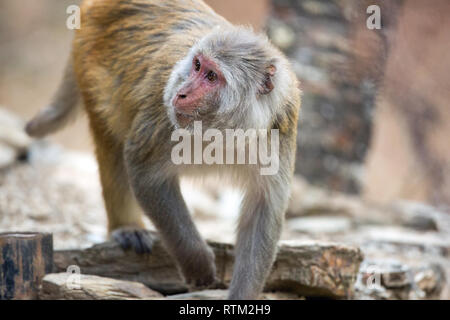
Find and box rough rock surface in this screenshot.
[39,273,163,300]
[286,176,450,300]
[355,260,445,300]
[54,233,363,299]
[0,141,107,249]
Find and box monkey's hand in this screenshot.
[111,227,154,254]
[181,245,217,288]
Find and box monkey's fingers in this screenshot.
[111,227,154,254]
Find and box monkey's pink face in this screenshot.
[172,55,225,127]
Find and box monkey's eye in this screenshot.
[194,59,201,72]
[206,71,217,82]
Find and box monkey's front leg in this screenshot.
[228,183,286,300]
[124,143,216,287]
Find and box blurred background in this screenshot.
[2,0,450,207]
[1,0,450,299]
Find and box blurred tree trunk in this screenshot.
[267,0,399,193]
[363,0,450,207]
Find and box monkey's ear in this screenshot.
[259,65,277,95]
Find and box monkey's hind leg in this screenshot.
[92,127,154,254]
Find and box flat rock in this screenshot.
[167,289,303,300]
[54,232,363,299]
[39,273,163,300]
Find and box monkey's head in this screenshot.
[164,26,292,131]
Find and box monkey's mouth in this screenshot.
[175,111,195,127]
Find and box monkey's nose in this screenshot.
[174,92,197,112]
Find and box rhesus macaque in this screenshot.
[26,0,300,299]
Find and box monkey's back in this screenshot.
[73,0,229,140]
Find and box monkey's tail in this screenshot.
[25,58,81,138]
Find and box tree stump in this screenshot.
[0,232,53,300]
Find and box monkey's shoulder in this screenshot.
[80,0,227,34]
[76,0,228,68]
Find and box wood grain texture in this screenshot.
[0,232,53,300]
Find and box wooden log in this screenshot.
[0,232,53,300]
[54,232,363,298]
